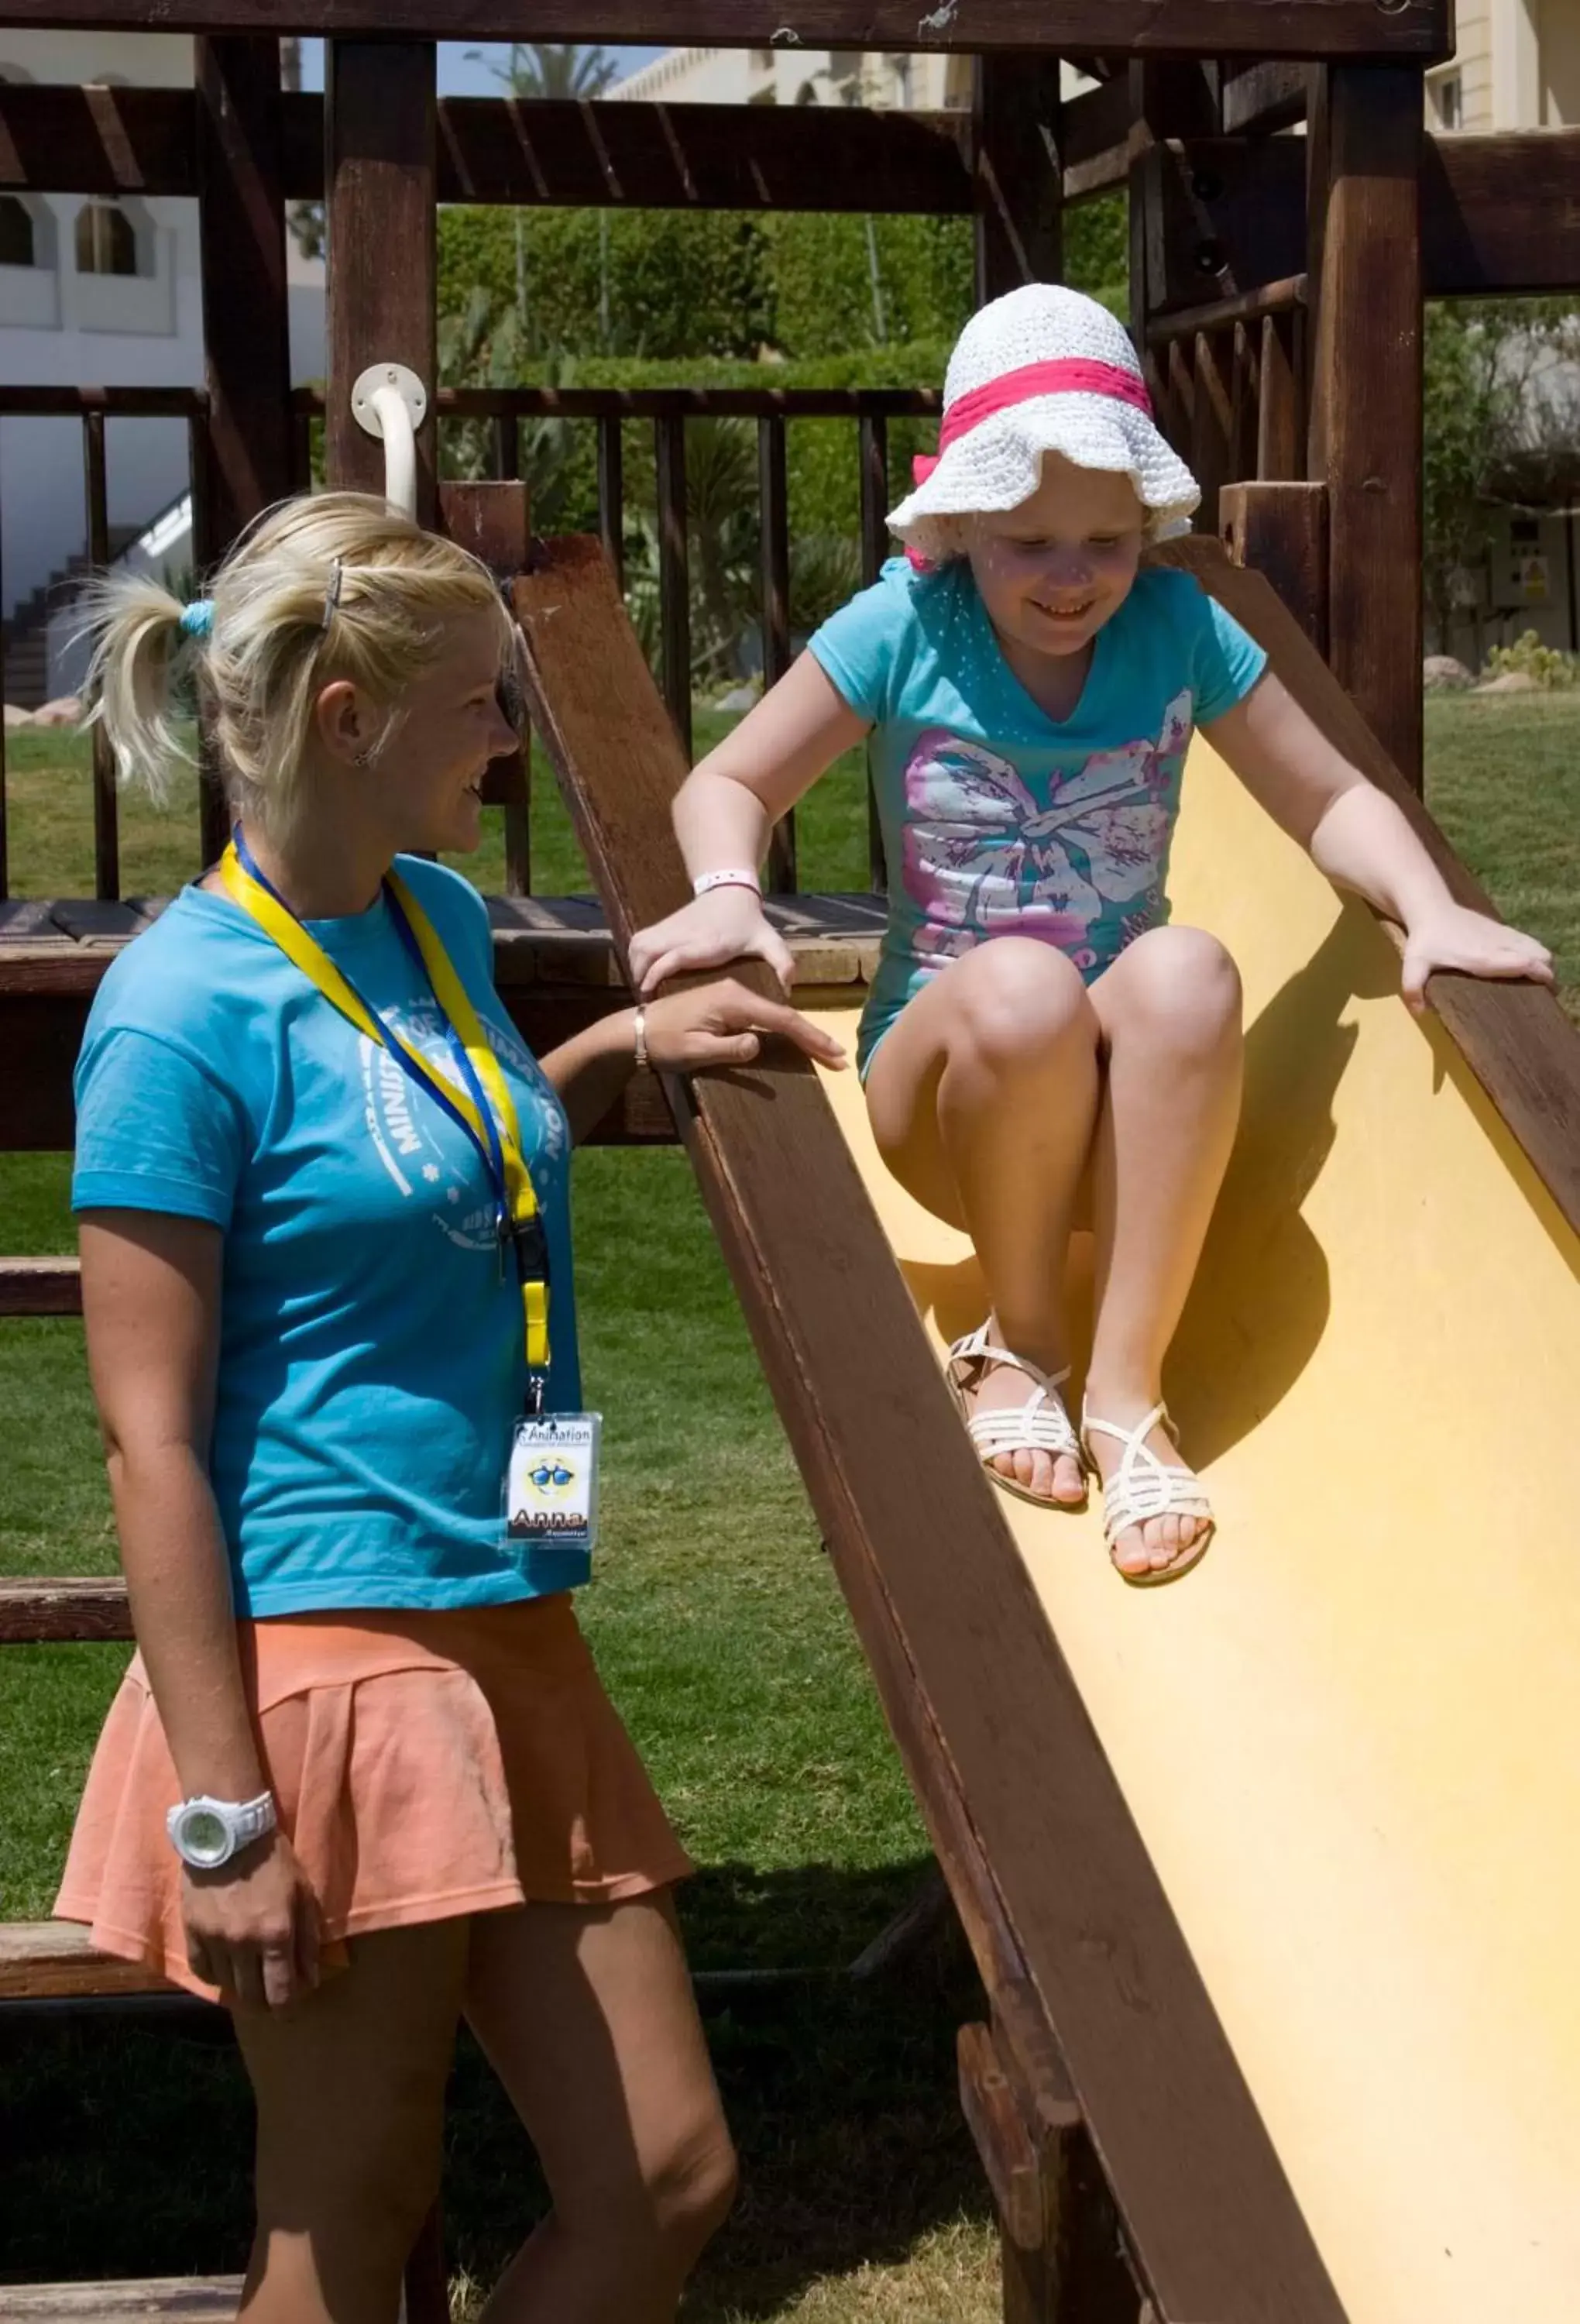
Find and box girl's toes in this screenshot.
[1114,1528,1150,1578]
[1052,1452,1084,1504]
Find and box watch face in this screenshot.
[179,1807,231,1868]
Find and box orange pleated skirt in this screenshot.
[55,1593,692,2000]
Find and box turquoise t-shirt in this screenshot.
[72,856,587,1618]
[809,558,1268,1071]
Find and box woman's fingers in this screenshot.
[740,995,848,1065]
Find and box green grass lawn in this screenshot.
[0,689,1574,2315]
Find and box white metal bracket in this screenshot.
[350,362,428,521]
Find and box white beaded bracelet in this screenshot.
[692,868,761,899]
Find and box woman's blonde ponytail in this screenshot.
[77,573,201,805]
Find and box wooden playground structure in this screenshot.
[2,4,1579,2319]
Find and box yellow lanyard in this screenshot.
[219,842,551,1387]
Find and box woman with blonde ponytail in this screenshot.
[55,491,843,2324]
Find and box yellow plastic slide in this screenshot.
[809,736,1580,2324]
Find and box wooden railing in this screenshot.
[0,382,941,905]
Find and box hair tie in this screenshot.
[321,558,344,631]
[179,599,215,640]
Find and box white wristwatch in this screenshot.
[166,1790,277,1870]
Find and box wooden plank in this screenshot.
[0,1577,132,1644]
[857,418,890,896]
[324,40,437,521]
[1220,480,1329,654]
[1146,273,1305,347]
[1256,307,1303,482]
[1307,63,1424,789]
[973,52,1063,301]
[513,531,1348,2324]
[0,2,1456,60]
[654,414,691,760]
[443,485,534,896]
[0,84,977,215]
[82,409,118,906]
[1221,60,1308,134]
[1423,130,1580,297]
[0,2275,242,2317]
[1189,329,1233,535]
[194,40,293,559]
[0,1257,81,1316]
[959,2017,1046,2251]
[758,414,795,896]
[1060,72,1132,202]
[1149,134,1306,313]
[1156,535,1580,1239]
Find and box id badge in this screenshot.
[507,1411,602,1559]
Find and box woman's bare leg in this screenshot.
[1086,926,1245,1577]
[232,1920,470,2324]
[466,1892,736,2324]
[864,937,1101,1503]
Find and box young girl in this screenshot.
[630,285,1553,1588]
[55,492,841,2324]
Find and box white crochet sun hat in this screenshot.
[888,284,1200,564]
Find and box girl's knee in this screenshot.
[949,938,1095,1069]
[1110,927,1242,1049]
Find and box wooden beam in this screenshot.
[0,1576,131,1643]
[1060,72,1132,202]
[513,531,1348,2324]
[974,52,1063,299]
[1307,63,1424,789]
[324,40,437,519]
[1221,60,1308,133]
[1219,479,1329,653]
[1148,134,1306,313]
[194,40,294,559]
[1424,130,1580,295]
[1157,535,1580,1242]
[0,3,1457,61]
[0,2274,241,2316]
[0,1257,81,1315]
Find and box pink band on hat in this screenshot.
[911,356,1154,488]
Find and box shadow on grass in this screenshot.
[0,1857,992,2319]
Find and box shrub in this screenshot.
[1482,630,1579,690]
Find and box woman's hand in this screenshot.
[643,978,847,1074]
[184,1827,323,2011]
[628,889,795,999]
[1400,905,1555,1014]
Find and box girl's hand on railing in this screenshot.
[184,1829,324,2012]
[1400,904,1554,1015]
[642,979,847,1074]
[629,889,796,998]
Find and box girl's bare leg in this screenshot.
[1086,926,1245,1576]
[864,937,1101,1504]
[466,1892,736,2324]
[232,1920,470,2324]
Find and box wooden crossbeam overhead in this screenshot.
[0,0,1455,60]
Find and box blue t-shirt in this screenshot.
[72,856,587,1618]
[809,558,1268,1069]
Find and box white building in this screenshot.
[607,43,1093,112]
[0,30,325,703]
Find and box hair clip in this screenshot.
[179,599,215,639]
[320,558,344,631]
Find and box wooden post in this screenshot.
[1220,480,1330,655]
[1307,63,1425,787]
[194,36,292,869]
[194,38,292,553]
[974,53,1063,301]
[1127,64,1221,424]
[325,40,437,523]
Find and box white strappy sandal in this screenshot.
[1081,1401,1214,1587]
[945,1322,1087,1511]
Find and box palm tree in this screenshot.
[469,43,618,101]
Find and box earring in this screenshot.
[353,744,376,768]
